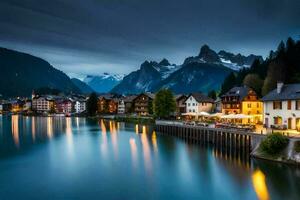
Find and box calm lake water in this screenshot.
[0,115,300,200]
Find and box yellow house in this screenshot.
[221,86,263,124]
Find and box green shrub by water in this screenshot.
[294,141,300,153]
[260,133,289,155]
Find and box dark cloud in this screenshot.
[0,0,299,77]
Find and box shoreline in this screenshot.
[3,113,300,166]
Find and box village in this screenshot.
[1,81,300,135]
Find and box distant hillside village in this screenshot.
[1,81,300,133]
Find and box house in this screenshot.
[11,99,25,113]
[118,95,137,114]
[55,98,73,114]
[214,97,222,113]
[98,94,118,114]
[175,94,187,116]
[23,99,32,111]
[32,96,55,112]
[185,92,214,114]
[117,95,136,114]
[0,100,12,114]
[133,93,155,116]
[74,99,86,113]
[221,86,262,123]
[262,82,300,131]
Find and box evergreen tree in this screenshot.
[208,90,217,100]
[86,92,98,116]
[243,74,263,96]
[220,72,236,96]
[153,89,176,119]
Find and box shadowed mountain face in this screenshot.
[0,47,80,97]
[111,45,260,94]
[71,78,94,94]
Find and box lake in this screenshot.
[0,115,300,200]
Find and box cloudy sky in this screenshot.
[0,0,299,79]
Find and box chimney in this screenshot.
[277,82,284,94]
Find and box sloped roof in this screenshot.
[186,92,214,103]
[123,95,137,102]
[175,94,187,100]
[222,86,250,100]
[262,84,300,101]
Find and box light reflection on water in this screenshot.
[0,115,299,199]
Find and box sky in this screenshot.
[0,0,299,79]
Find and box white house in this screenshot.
[262,82,300,131]
[75,100,86,113]
[118,99,125,114]
[185,93,214,115]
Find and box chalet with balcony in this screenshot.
[221,86,262,123]
[98,94,118,114]
[133,93,155,116]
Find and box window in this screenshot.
[273,101,282,110]
[288,100,292,110]
[274,117,282,125]
[192,103,195,106]
[188,103,190,106]
[296,100,300,110]
[247,103,251,108]
[193,109,195,112]
[257,103,260,108]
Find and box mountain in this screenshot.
[83,73,124,93]
[0,47,80,97]
[112,45,259,94]
[111,59,181,94]
[184,45,263,71]
[71,78,94,94]
[155,62,233,94]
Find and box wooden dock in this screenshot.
[155,120,266,154]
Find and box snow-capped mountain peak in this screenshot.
[183,45,263,71]
[83,73,125,93]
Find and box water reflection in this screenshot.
[252,170,269,200]
[0,117,300,199]
[47,117,53,139]
[129,137,138,168]
[141,125,152,173]
[32,117,36,141]
[65,117,74,157]
[11,115,19,148]
[152,131,158,153]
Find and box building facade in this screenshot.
[185,93,214,114]
[221,86,262,123]
[262,83,300,130]
[98,95,118,114]
[133,93,154,116]
[175,94,187,116]
[75,100,86,113]
[32,96,54,112]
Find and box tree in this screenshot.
[208,90,217,100]
[220,72,236,96]
[153,89,176,119]
[243,74,263,96]
[86,92,98,116]
[262,60,286,96]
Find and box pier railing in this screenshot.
[155,120,266,153]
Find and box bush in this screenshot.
[260,133,289,155]
[294,141,300,153]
